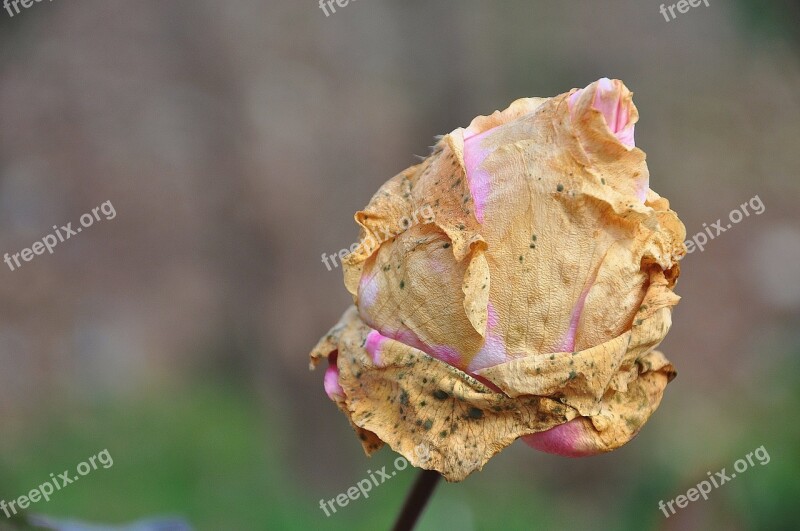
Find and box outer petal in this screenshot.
[310,307,575,481]
[310,297,676,478]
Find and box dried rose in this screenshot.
[310,78,685,481]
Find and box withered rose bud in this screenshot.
[310,78,686,482]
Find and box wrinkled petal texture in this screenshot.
[310,79,686,481]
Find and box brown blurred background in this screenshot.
[0,1,798,530]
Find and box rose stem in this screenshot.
[391,469,442,531]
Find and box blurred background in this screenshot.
[1,1,799,529]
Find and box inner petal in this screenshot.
[463,129,494,224]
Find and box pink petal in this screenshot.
[569,78,636,148]
[463,129,493,224]
[365,329,389,366]
[324,354,344,400]
[466,303,508,372]
[522,418,600,457]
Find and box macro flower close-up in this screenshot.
[4,3,798,529]
[311,78,687,482]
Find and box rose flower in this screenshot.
[310,78,686,482]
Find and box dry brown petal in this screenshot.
[310,307,575,481]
